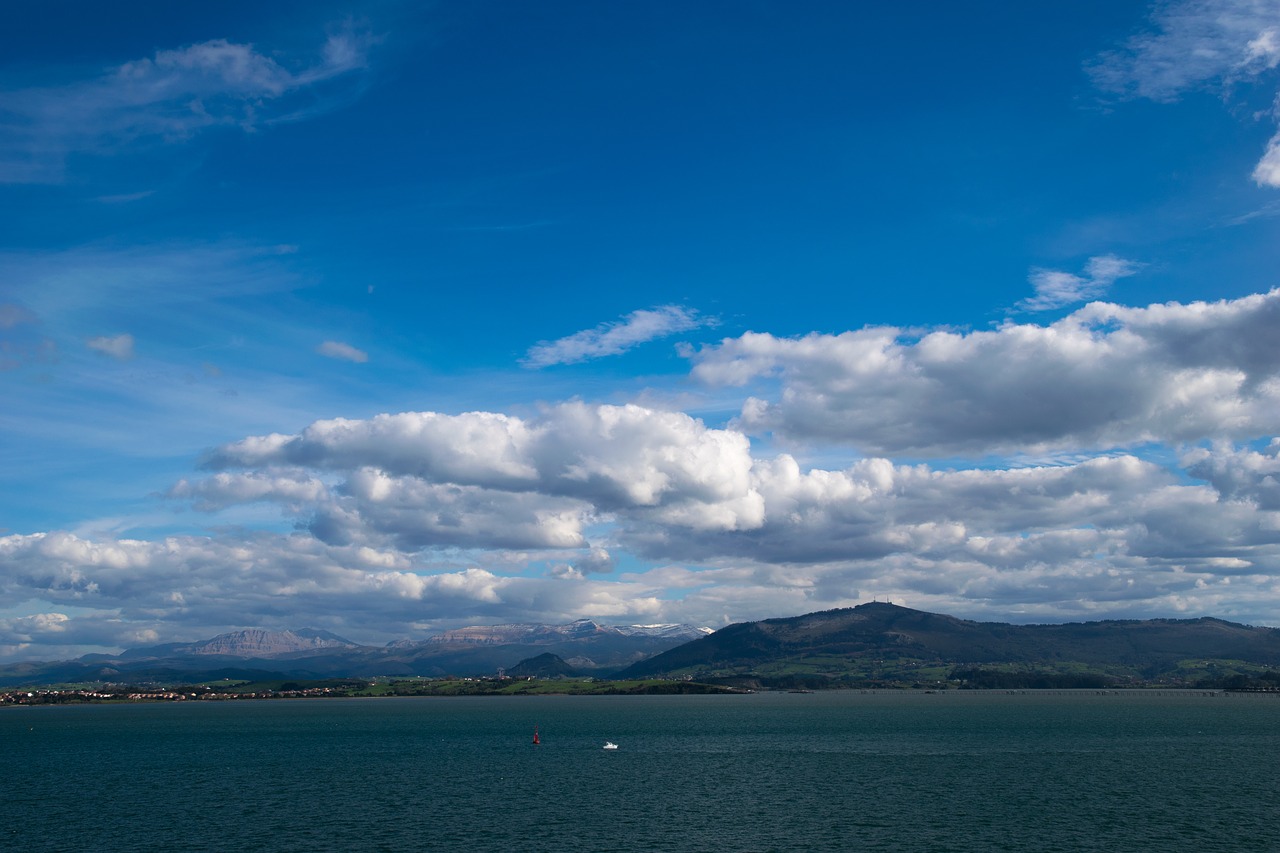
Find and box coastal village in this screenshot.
[0,684,356,705]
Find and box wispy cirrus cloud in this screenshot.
[1090,0,1280,100]
[317,340,369,363]
[1090,0,1280,187]
[0,26,374,183]
[1016,254,1143,312]
[523,305,714,368]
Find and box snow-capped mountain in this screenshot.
[423,619,709,645]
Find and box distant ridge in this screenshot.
[617,602,1280,684]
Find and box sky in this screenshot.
[3,0,1280,660]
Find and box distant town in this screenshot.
[7,673,1280,706]
[0,675,753,705]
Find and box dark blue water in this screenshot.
[4,691,1277,852]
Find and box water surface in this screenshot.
[5,691,1276,851]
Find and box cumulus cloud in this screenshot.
[86,333,135,360]
[176,402,767,556]
[620,452,1280,572]
[174,397,1280,620]
[523,305,713,368]
[310,477,590,551]
[1017,254,1143,312]
[0,27,374,183]
[203,403,759,523]
[168,470,331,512]
[1090,0,1280,186]
[574,547,616,575]
[690,289,1280,456]
[1184,439,1280,509]
[317,340,369,363]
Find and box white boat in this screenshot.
[602,741,618,750]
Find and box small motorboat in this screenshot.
[603,741,618,750]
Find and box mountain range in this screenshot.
[115,628,358,659]
[5,603,1280,688]
[0,619,710,687]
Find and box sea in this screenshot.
[4,690,1277,852]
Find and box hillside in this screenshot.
[617,602,1280,686]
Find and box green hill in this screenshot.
[505,653,579,678]
[617,602,1280,687]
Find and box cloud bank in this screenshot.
[689,289,1280,456]
[7,409,1280,651]
[8,281,1280,654]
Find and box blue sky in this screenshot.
[4,0,1280,659]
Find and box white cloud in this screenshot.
[1246,25,1280,66]
[1183,439,1280,508]
[1018,254,1143,312]
[317,340,369,363]
[204,402,759,523]
[621,452,1270,570]
[690,289,1280,456]
[192,403,764,555]
[168,470,331,512]
[180,398,1280,620]
[86,333,135,360]
[308,475,590,551]
[0,28,373,183]
[523,305,713,367]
